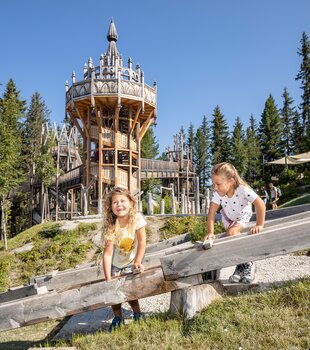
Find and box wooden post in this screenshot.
[170,183,176,214]
[169,281,224,320]
[195,176,200,214]
[205,188,210,214]
[160,199,165,214]
[147,192,153,215]
[181,188,186,214]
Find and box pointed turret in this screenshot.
[106,18,118,58]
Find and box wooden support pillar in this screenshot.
[205,188,210,214]
[160,199,165,214]
[195,176,200,214]
[170,183,176,214]
[181,188,186,214]
[169,281,224,320]
[97,107,103,215]
[147,192,153,215]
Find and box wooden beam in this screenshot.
[0,269,202,332]
[71,117,85,139]
[130,106,141,135]
[161,217,310,280]
[139,110,154,142]
[75,105,89,138]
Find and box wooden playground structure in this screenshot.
[31,20,200,224]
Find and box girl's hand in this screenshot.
[205,233,215,241]
[133,262,144,271]
[250,225,263,234]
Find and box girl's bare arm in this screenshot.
[134,226,146,270]
[250,197,266,234]
[204,202,220,240]
[102,241,113,280]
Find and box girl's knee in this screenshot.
[226,226,242,236]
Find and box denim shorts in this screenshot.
[111,265,133,277]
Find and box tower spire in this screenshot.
[106,18,118,58]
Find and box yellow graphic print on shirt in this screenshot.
[118,237,134,254]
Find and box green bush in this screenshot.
[39,224,62,239]
[189,218,225,242]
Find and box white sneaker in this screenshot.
[229,264,244,283]
[241,262,256,283]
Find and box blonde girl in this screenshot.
[102,187,146,331]
[204,162,265,283]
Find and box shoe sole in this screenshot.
[229,275,242,283]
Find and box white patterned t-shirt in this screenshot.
[211,185,258,225]
[112,212,147,268]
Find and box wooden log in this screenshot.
[169,281,224,320]
[161,217,310,280]
[0,269,202,332]
[0,284,48,303]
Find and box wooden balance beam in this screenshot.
[1,210,309,300]
[0,214,309,332]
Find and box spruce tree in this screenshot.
[291,111,303,154]
[295,32,310,151]
[259,94,283,178]
[211,105,230,165]
[245,115,262,184]
[201,115,212,187]
[141,126,159,159]
[280,87,295,156]
[22,92,51,226]
[186,122,195,151]
[194,127,207,191]
[0,80,26,248]
[23,92,51,164]
[230,117,248,177]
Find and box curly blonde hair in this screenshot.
[102,187,137,246]
[211,162,249,189]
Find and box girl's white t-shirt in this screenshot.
[211,185,258,224]
[112,212,147,268]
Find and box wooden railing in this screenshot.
[141,159,179,172]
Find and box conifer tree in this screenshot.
[186,122,195,151]
[211,105,230,164]
[230,117,248,177]
[295,32,310,151]
[0,80,26,248]
[141,126,159,159]
[23,92,52,225]
[291,111,303,154]
[280,87,295,156]
[259,94,283,178]
[194,128,206,191]
[245,115,261,184]
[193,115,211,190]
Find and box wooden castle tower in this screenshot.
[65,20,157,214]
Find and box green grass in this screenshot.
[0,221,98,291]
[46,278,310,350]
[279,194,310,208]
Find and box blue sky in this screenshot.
[1,1,310,153]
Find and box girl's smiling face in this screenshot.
[212,174,235,197]
[111,193,133,218]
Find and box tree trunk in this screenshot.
[1,196,8,250]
